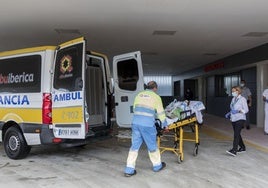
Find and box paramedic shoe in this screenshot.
[154,162,166,172]
[237,147,246,153]
[226,149,236,157]
[124,170,137,177]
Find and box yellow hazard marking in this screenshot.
[201,126,268,153]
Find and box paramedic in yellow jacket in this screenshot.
[124,81,168,177]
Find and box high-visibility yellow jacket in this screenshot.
[132,89,167,127]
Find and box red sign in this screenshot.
[204,61,224,72]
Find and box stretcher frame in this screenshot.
[157,111,200,163]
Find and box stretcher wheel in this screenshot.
[177,155,183,163]
[193,144,198,156]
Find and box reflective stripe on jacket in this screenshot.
[132,89,166,127]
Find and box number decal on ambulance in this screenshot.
[61,111,79,120]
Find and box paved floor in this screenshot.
[203,113,268,152]
[0,114,268,188]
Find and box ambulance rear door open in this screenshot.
[85,52,112,128]
[113,51,144,128]
[52,37,87,139]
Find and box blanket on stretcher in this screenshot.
[165,99,205,125]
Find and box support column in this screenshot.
[180,80,184,100]
[256,61,268,128]
[197,77,203,101]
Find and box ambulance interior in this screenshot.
[85,55,107,129]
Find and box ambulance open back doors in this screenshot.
[0,37,144,159]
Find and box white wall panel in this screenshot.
[144,76,172,96]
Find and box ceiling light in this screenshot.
[55,29,81,35]
[203,53,218,56]
[142,51,158,56]
[242,32,268,37]
[152,30,176,36]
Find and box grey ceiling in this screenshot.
[1,0,268,76]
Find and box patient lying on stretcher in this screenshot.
[164,99,205,125]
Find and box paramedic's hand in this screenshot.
[161,119,168,129]
[225,112,231,119]
[231,109,239,114]
[163,126,169,133]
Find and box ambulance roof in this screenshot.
[0,46,56,57]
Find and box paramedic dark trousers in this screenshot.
[232,120,246,151]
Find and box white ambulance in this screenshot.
[0,37,144,159]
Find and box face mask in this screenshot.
[232,92,238,97]
[240,83,245,87]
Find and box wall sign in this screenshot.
[204,61,224,72]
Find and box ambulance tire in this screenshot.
[4,126,31,159]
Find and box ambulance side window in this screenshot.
[117,59,139,91]
[0,55,41,93]
[53,43,83,91]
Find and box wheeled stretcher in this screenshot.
[156,110,200,163]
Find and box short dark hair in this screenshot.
[146,81,158,89]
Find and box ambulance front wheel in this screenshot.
[4,126,31,159]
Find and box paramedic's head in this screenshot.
[147,81,158,92]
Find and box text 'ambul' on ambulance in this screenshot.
[0,37,144,159]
